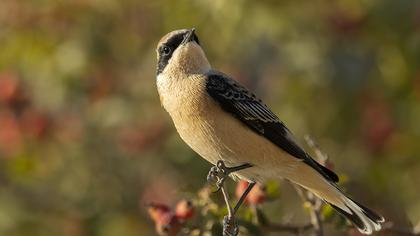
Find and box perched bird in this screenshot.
[155,28,384,234]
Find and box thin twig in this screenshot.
[288,135,329,236]
[304,135,328,164]
[293,184,324,236]
[221,186,233,218]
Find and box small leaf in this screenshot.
[264,180,281,200]
[338,174,349,184]
[322,204,334,220]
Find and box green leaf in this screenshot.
[264,180,281,200]
[322,204,335,220]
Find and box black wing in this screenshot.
[205,72,338,183]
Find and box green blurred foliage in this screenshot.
[0,0,420,235]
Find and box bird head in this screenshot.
[156,29,211,76]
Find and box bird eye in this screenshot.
[162,46,171,55]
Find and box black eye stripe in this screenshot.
[156,30,200,75]
[165,34,185,50]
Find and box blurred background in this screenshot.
[1,0,420,235]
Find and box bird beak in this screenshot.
[181,28,196,45]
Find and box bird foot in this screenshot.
[223,215,239,236]
[207,160,229,192]
[207,160,253,192]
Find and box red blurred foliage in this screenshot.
[141,176,179,207]
[359,93,395,153]
[327,8,366,35]
[147,203,172,222]
[0,73,19,104]
[0,72,28,110]
[0,72,52,156]
[147,203,181,236]
[20,109,50,139]
[87,66,116,103]
[175,200,195,221]
[235,181,266,205]
[0,112,23,157]
[325,160,334,172]
[117,122,169,154]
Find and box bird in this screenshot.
[155,28,384,235]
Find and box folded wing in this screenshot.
[205,71,339,183]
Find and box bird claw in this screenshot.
[207,160,254,192]
[206,161,228,192]
[223,215,239,236]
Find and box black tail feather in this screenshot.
[330,204,366,230]
[354,200,385,223]
[329,197,384,234]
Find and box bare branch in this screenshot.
[282,135,331,236]
[304,135,328,164]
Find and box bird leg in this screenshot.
[222,181,256,236]
[233,181,256,214]
[206,160,254,236]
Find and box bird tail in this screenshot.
[327,190,385,234]
[287,165,384,234]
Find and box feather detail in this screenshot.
[205,71,339,183]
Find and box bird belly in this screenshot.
[170,97,301,183]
